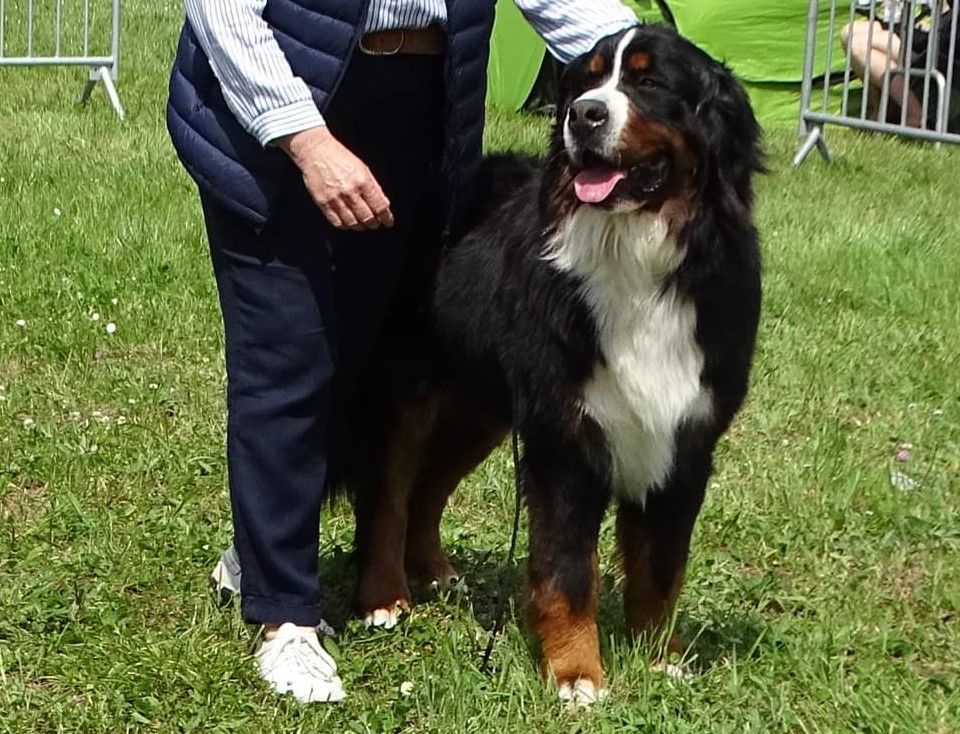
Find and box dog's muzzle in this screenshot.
[568,99,611,142]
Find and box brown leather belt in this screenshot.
[358,25,446,56]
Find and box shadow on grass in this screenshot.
[315,543,772,675]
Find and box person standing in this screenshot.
[167,0,637,703]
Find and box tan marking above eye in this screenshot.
[588,54,606,75]
[628,51,652,71]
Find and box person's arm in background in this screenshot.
[513,0,638,64]
[184,0,393,230]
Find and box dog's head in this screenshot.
[544,24,762,224]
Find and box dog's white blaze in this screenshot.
[563,28,637,160]
[545,207,712,503]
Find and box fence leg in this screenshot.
[78,66,125,119]
[793,124,832,166]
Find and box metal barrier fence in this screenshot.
[795,0,958,164]
[0,0,123,117]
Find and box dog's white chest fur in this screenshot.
[547,208,712,502]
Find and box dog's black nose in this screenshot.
[568,99,609,136]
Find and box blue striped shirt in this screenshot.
[184,0,638,146]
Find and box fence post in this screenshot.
[79,0,124,117]
[796,0,833,164]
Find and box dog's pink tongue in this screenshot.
[574,168,627,203]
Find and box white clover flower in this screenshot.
[399,681,414,696]
[91,312,100,321]
[148,383,159,390]
[105,322,117,334]
[110,298,118,305]
[22,417,34,428]
[53,208,62,217]
[15,319,26,327]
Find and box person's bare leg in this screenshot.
[844,21,923,126]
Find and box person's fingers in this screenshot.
[345,191,380,230]
[359,177,395,228]
[331,198,360,231]
[374,204,395,229]
[318,199,343,229]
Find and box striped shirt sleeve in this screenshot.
[513,0,638,64]
[184,0,326,146]
[184,0,638,147]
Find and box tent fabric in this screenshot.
[664,0,847,83]
[486,2,545,111]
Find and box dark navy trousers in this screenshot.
[200,53,444,626]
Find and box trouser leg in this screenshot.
[201,52,444,626]
[202,194,338,626]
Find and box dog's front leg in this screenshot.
[523,436,610,706]
[616,451,709,669]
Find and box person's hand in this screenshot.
[277,126,394,231]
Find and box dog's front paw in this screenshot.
[362,599,409,630]
[557,677,609,707]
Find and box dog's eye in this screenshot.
[638,77,658,89]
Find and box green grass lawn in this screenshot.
[1,4,959,732]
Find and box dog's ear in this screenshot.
[696,63,764,208]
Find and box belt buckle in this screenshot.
[359,29,405,56]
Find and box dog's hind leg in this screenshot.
[353,393,441,628]
[404,391,508,587]
[616,456,709,664]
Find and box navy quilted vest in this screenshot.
[167,0,496,235]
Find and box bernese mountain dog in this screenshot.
[349,23,763,704]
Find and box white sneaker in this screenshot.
[255,623,346,703]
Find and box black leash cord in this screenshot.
[481,427,523,672]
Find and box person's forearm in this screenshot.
[184,0,325,146]
[513,0,637,64]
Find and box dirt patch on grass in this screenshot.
[1,480,49,525]
[0,356,27,384]
[880,559,930,606]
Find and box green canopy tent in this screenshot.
[487,0,848,125]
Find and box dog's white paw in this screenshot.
[363,602,405,630]
[557,678,608,707]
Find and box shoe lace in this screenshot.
[269,633,335,679]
